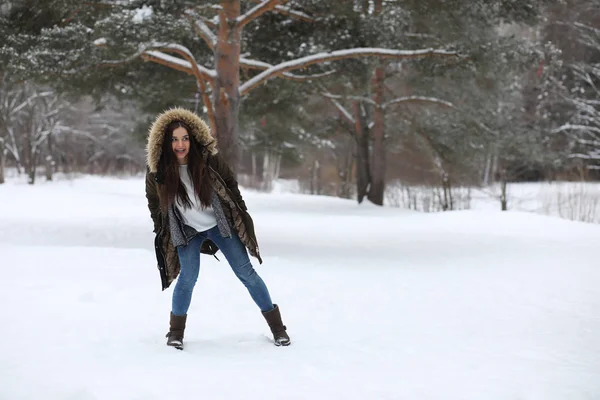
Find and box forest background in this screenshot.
[1,0,599,218]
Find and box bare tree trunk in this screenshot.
[343,142,354,198]
[367,66,386,205]
[23,125,33,183]
[261,150,279,191]
[374,0,383,15]
[362,0,370,13]
[483,150,492,186]
[274,151,281,181]
[251,151,257,187]
[310,158,320,195]
[491,152,498,182]
[0,141,5,184]
[353,101,371,203]
[29,149,39,185]
[45,131,54,181]
[337,139,354,199]
[262,150,269,186]
[213,0,242,171]
[500,169,508,211]
[443,176,453,210]
[442,181,449,210]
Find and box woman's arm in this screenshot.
[210,154,247,210]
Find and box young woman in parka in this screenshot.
[145,107,291,349]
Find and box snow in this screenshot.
[1,176,600,399]
[132,5,153,24]
[93,38,107,46]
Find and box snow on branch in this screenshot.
[142,45,216,131]
[237,0,287,28]
[321,92,377,106]
[270,5,312,22]
[184,10,217,50]
[331,98,355,125]
[383,96,455,109]
[10,92,55,115]
[568,152,600,160]
[552,123,600,136]
[573,22,600,50]
[99,42,213,82]
[240,47,460,95]
[317,86,355,125]
[142,50,194,74]
[141,43,216,82]
[248,0,313,22]
[240,57,336,81]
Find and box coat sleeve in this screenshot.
[211,154,247,211]
[145,169,162,232]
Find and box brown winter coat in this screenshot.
[145,107,262,290]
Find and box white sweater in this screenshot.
[176,165,217,233]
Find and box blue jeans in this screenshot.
[172,225,274,315]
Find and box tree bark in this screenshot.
[367,66,386,205]
[29,150,38,185]
[500,169,508,211]
[374,0,383,15]
[310,158,320,195]
[353,101,371,203]
[213,1,242,170]
[335,121,354,199]
[340,141,354,199]
[251,151,257,187]
[362,0,370,13]
[45,131,54,181]
[0,140,5,184]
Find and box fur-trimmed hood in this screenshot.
[146,107,218,173]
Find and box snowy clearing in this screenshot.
[0,176,599,400]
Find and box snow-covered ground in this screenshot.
[1,176,599,400]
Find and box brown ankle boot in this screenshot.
[166,312,187,350]
[262,304,291,346]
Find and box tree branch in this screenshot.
[141,51,194,75]
[196,72,216,135]
[184,10,217,50]
[240,47,460,96]
[553,123,600,136]
[187,4,220,28]
[240,57,336,81]
[383,96,454,109]
[321,92,376,106]
[99,43,215,84]
[141,44,216,126]
[248,0,313,22]
[331,99,355,126]
[237,0,288,29]
[140,43,216,84]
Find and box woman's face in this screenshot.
[171,126,190,165]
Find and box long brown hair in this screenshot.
[157,120,212,212]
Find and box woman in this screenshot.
[145,107,290,349]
